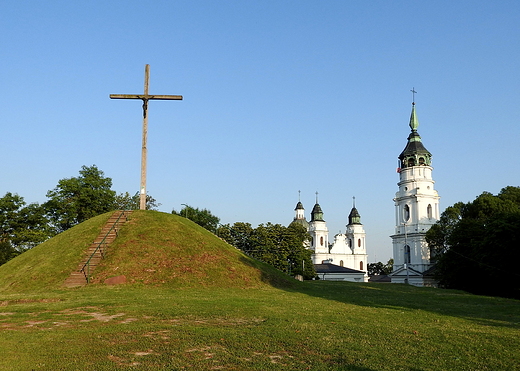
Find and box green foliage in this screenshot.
[172,204,220,233]
[427,186,520,299]
[0,193,52,265]
[219,222,316,279]
[44,165,116,233]
[113,191,160,210]
[367,258,393,275]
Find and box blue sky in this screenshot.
[2,1,520,262]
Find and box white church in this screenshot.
[389,101,440,286]
[287,99,440,286]
[290,195,369,282]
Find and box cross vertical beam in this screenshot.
[141,64,150,211]
[110,64,183,210]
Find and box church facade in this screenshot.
[290,197,368,282]
[390,102,440,286]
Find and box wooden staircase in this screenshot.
[63,210,133,288]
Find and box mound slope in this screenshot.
[0,211,292,293]
[92,211,292,288]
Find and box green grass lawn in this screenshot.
[0,282,518,370]
[0,211,518,370]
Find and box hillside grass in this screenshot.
[0,211,518,370]
[0,283,518,370]
[90,210,293,289]
[0,212,112,292]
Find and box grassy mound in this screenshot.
[0,210,293,293]
[92,210,292,288]
[0,212,112,293]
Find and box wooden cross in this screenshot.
[110,64,183,210]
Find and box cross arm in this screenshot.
[110,94,183,100]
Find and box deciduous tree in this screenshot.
[113,192,160,210]
[426,186,520,299]
[173,205,220,233]
[0,193,52,265]
[44,165,116,233]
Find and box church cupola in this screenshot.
[398,103,432,169]
[348,197,361,225]
[291,191,309,229]
[295,201,305,218]
[311,193,325,222]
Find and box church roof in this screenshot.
[290,218,309,229]
[294,201,304,210]
[398,103,432,167]
[311,203,324,222]
[314,263,364,274]
[348,207,361,225]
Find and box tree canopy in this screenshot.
[367,259,393,276]
[218,222,316,279]
[0,193,53,265]
[44,165,116,233]
[114,192,161,211]
[426,186,520,299]
[173,205,220,233]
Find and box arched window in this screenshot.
[340,260,344,267]
[404,205,410,221]
[358,238,361,247]
[419,157,425,165]
[349,239,352,248]
[320,236,324,246]
[427,204,432,219]
[408,158,415,167]
[360,261,363,271]
[404,245,411,264]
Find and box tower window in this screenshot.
[360,261,363,271]
[419,157,425,165]
[340,260,344,267]
[404,205,410,221]
[358,238,361,247]
[408,158,415,167]
[427,204,432,219]
[320,236,324,246]
[404,245,411,264]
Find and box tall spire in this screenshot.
[398,96,432,169]
[409,103,419,132]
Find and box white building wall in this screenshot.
[392,165,440,279]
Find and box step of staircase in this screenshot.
[63,210,133,288]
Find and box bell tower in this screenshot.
[390,97,440,286]
[309,192,329,258]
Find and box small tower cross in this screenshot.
[410,88,417,105]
